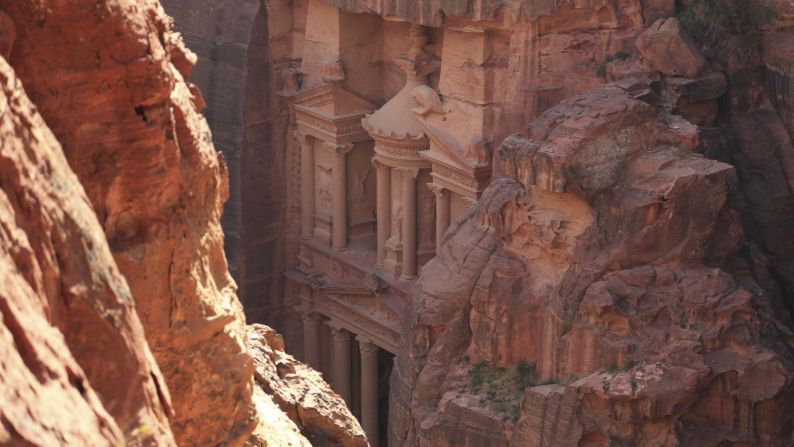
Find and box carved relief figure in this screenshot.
[388,193,403,246]
[464,136,491,167]
[411,85,443,116]
[317,165,332,213]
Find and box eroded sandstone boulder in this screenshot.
[247,324,369,447]
[636,17,706,78]
[0,56,175,445]
[391,83,794,446]
[0,1,255,444]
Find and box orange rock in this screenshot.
[0,0,256,444]
[0,56,174,445]
[636,18,706,78]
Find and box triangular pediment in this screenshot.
[416,117,475,170]
[292,82,375,119]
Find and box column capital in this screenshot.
[371,156,390,170]
[356,336,379,356]
[394,166,420,180]
[427,182,449,199]
[323,141,355,156]
[328,322,351,342]
[293,129,312,145]
[301,311,323,325]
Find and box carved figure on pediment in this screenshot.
[281,67,301,94]
[411,85,443,116]
[464,136,491,167]
[321,57,345,83]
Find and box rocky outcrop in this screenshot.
[0,56,175,445]
[0,1,256,444]
[391,83,794,446]
[636,18,706,78]
[247,324,368,447]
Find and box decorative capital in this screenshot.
[357,336,379,356]
[301,311,323,325]
[395,167,420,180]
[427,182,449,199]
[323,142,355,157]
[293,130,311,146]
[328,323,351,342]
[371,156,389,170]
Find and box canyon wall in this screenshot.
[0,54,175,447]
[0,1,256,443]
[1,1,365,447]
[391,82,794,446]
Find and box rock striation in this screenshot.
[0,1,257,444]
[391,83,794,446]
[0,55,175,445]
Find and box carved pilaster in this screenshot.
[372,157,391,268]
[357,336,379,446]
[329,323,352,405]
[428,183,450,254]
[395,168,419,280]
[297,132,315,240]
[322,143,355,251]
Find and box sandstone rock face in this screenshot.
[0,56,174,445]
[0,1,255,444]
[391,83,794,446]
[247,324,368,447]
[636,18,706,78]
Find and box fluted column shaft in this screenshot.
[299,134,315,239]
[374,158,391,267]
[302,312,322,369]
[357,336,379,447]
[400,168,418,280]
[330,324,351,405]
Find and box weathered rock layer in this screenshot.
[0,55,174,446]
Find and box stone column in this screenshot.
[330,324,352,405]
[328,143,354,251]
[357,336,379,447]
[301,312,322,369]
[373,157,391,267]
[429,184,450,253]
[299,133,315,239]
[399,168,419,280]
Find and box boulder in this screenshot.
[636,17,706,78]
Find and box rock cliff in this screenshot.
[0,1,365,446]
[0,53,175,447]
[391,82,794,446]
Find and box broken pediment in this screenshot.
[292,82,376,142]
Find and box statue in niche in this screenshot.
[411,85,443,116]
[349,165,373,221]
[387,193,403,246]
[464,136,491,167]
[419,185,436,246]
[317,165,332,213]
